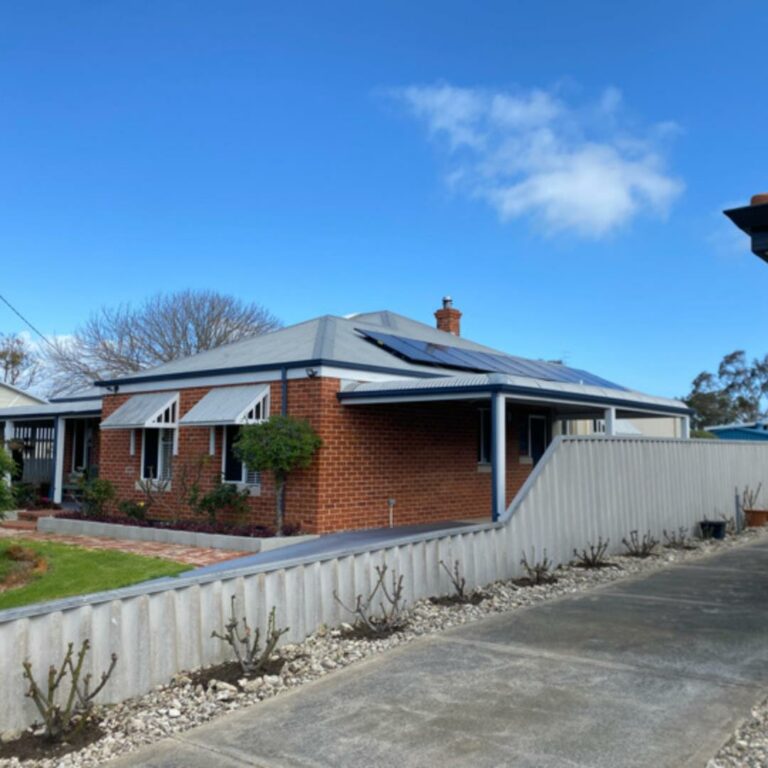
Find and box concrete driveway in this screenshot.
[109,539,768,768]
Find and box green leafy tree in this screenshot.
[0,449,17,517]
[684,350,768,429]
[235,415,322,534]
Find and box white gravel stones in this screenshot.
[709,695,768,768]
[2,527,766,768]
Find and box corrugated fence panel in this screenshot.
[3,436,768,733]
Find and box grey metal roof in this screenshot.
[0,398,102,420]
[101,392,178,430]
[180,384,269,427]
[97,312,519,385]
[339,373,690,416]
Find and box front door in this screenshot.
[529,415,548,464]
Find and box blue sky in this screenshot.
[1,0,766,398]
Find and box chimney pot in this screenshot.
[435,297,462,336]
[751,193,768,206]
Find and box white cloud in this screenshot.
[392,83,684,238]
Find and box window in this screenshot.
[142,428,174,481]
[592,419,606,434]
[223,425,261,487]
[478,408,492,464]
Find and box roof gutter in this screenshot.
[337,382,693,417]
[93,358,446,389]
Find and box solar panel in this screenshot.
[357,329,627,391]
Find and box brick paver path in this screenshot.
[0,527,246,566]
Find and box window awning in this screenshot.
[101,392,179,430]
[179,384,269,427]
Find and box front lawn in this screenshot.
[0,539,190,611]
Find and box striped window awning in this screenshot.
[179,384,270,427]
[101,392,179,430]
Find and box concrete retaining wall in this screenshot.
[1,437,768,734]
[36,517,319,553]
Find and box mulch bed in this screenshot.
[0,544,48,593]
[187,657,286,689]
[428,590,490,607]
[511,575,559,587]
[0,719,104,762]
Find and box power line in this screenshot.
[0,292,58,352]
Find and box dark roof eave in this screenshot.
[337,382,693,417]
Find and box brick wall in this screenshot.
[97,377,539,534]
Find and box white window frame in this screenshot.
[140,426,175,486]
[222,425,262,492]
[221,389,269,492]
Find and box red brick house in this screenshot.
[0,300,691,533]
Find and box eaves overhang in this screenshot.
[93,358,446,389]
[337,378,693,418]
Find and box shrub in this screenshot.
[0,451,18,516]
[11,482,38,511]
[117,499,146,520]
[573,538,619,569]
[439,559,467,601]
[211,596,289,676]
[79,478,116,517]
[235,415,321,534]
[621,530,659,558]
[520,548,558,584]
[663,527,697,550]
[22,639,117,741]
[333,563,408,636]
[197,480,250,525]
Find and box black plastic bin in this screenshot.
[699,520,727,540]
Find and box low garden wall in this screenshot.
[1,436,768,734]
[36,517,319,553]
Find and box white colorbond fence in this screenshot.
[1,436,768,733]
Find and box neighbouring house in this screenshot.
[0,381,46,408]
[705,421,768,441]
[0,300,691,532]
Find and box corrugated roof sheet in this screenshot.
[0,399,102,420]
[101,392,178,430]
[180,385,269,426]
[339,373,689,415]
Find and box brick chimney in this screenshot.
[434,296,462,336]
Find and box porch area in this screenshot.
[0,399,102,507]
[338,372,692,523]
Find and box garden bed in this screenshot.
[38,515,319,554]
[2,526,765,767]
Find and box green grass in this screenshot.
[0,539,191,611]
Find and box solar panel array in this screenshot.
[358,329,627,391]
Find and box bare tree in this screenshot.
[45,290,280,395]
[0,333,40,389]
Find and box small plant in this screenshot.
[117,499,146,520]
[197,480,250,525]
[520,548,558,584]
[740,484,762,510]
[0,450,17,517]
[621,530,659,558]
[79,478,116,517]
[212,596,289,676]
[439,559,466,601]
[662,527,697,550]
[11,482,39,511]
[235,415,322,534]
[572,537,618,569]
[22,639,117,741]
[333,563,408,636]
[721,515,737,536]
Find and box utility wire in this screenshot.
[0,292,58,352]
